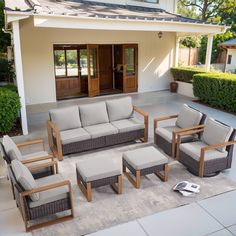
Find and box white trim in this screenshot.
[12,21,28,135]
[205,34,214,72]
[175,35,180,67]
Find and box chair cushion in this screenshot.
[176,104,203,129]
[3,135,22,161]
[106,97,133,122]
[84,123,118,139]
[29,174,69,208]
[22,151,49,161]
[76,156,121,182]
[11,160,39,201]
[180,141,228,161]
[202,119,233,152]
[123,146,168,170]
[59,128,91,145]
[155,126,196,143]
[50,106,81,131]
[111,118,145,133]
[80,102,109,127]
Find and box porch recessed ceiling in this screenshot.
[5,0,224,26]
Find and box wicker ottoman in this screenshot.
[76,157,122,202]
[123,146,168,188]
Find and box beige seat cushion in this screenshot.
[3,135,22,161]
[176,104,203,129]
[29,174,69,208]
[59,128,91,145]
[50,106,81,131]
[106,97,133,122]
[155,126,196,143]
[202,118,233,152]
[11,160,39,201]
[123,146,168,170]
[79,102,109,127]
[76,156,121,182]
[180,141,228,162]
[84,123,118,139]
[111,118,144,133]
[22,151,49,160]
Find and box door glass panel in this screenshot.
[125,48,135,76]
[79,49,88,76]
[54,50,66,77]
[66,50,78,76]
[89,48,97,79]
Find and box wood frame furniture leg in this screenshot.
[111,175,122,194]
[155,163,168,182]
[77,178,92,202]
[123,166,141,189]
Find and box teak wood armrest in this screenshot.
[17,139,45,150]
[21,154,54,164]
[133,106,149,142]
[173,124,205,134]
[47,120,63,161]
[27,160,58,174]
[198,140,236,177]
[20,180,71,197]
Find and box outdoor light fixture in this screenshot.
[158,31,163,39]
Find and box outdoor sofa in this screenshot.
[176,118,236,177]
[154,104,206,158]
[47,97,148,161]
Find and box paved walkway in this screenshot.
[0,91,236,236]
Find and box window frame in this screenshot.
[227,55,232,65]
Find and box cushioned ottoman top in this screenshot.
[76,156,121,182]
[123,146,168,170]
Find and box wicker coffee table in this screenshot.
[123,146,168,188]
[76,157,122,202]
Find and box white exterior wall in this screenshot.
[225,49,236,73]
[20,17,175,105]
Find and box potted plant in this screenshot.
[170,80,178,93]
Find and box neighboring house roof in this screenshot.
[4,0,222,25]
[218,38,236,49]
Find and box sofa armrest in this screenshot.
[21,154,54,164]
[17,139,45,151]
[47,120,63,161]
[133,106,148,142]
[27,160,58,174]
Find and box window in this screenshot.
[79,49,88,76]
[54,48,78,78]
[125,48,135,76]
[227,55,232,64]
[135,0,159,3]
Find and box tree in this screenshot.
[0,0,10,53]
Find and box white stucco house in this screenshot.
[218,38,236,73]
[4,0,228,135]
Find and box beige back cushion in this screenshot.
[50,106,81,131]
[176,104,203,129]
[106,97,133,122]
[202,119,233,152]
[3,135,22,161]
[80,102,109,127]
[11,160,39,201]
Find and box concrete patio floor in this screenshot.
[0,91,236,236]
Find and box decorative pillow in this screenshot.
[80,102,109,127]
[106,97,133,122]
[11,160,39,201]
[50,106,81,131]
[202,118,233,152]
[3,135,22,161]
[176,104,203,129]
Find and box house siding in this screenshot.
[20,17,175,105]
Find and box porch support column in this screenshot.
[12,20,28,135]
[174,36,180,67]
[205,34,214,72]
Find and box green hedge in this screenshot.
[0,88,21,132]
[2,84,18,93]
[171,67,205,83]
[193,73,236,113]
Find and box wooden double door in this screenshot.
[54,44,138,99]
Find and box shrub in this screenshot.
[2,84,18,93]
[0,58,15,83]
[193,73,236,113]
[171,67,205,83]
[0,88,21,132]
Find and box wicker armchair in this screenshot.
[154,104,206,158]
[176,118,236,177]
[8,160,74,232]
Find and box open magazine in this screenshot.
[173,181,200,197]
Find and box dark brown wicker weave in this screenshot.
[179,129,236,177]
[8,166,73,231]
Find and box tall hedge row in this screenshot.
[193,73,236,113]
